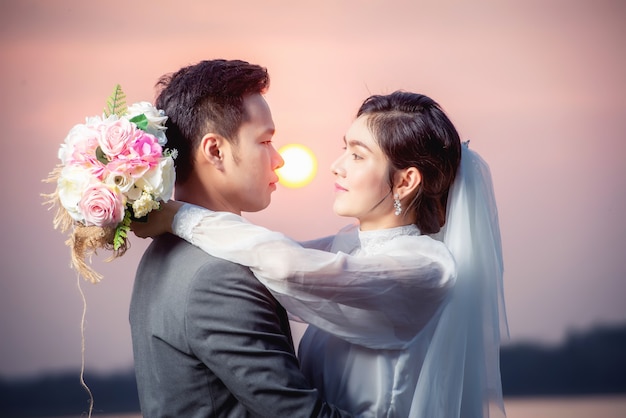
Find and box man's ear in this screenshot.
[198,133,225,170]
[394,167,422,199]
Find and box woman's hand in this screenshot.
[131,200,184,238]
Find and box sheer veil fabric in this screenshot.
[172,142,508,417]
[419,142,509,417]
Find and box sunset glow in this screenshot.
[277,144,318,188]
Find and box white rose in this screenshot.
[125,184,143,202]
[85,115,105,126]
[105,171,135,194]
[126,101,168,146]
[57,165,97,222]
[135,157,175,202]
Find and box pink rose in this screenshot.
[67,152,107,180]
[106,156,151,180]
[127,131,163,165]
[106,131,163,179]
[98,117,136,159]
[79,183,126,227]
[59,123,100,165]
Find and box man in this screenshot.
[130,59,351,417]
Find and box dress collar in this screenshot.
[356,224,421,255]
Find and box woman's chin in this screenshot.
[332,207,355,219]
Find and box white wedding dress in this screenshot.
[171,144,507,417]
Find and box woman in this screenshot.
[134,91,508,417]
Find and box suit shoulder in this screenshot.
[138,234,266,295]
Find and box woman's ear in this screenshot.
[394,167,422,199]
[198,133,225,170]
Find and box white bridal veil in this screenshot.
[415,142,509,417]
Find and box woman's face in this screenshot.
[331,116,398,230]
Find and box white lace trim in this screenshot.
[172,203,209,243]
[356,224,420,256]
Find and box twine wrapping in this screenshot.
[42,166,129,284]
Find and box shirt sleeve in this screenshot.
[174,204,457,349]
[298,235,336,251]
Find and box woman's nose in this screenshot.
[330,156,345,177]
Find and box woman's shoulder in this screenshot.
[382,232,454,263]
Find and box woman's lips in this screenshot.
[334,183,348,192]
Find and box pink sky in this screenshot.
[1,0,625,378]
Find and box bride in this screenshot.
[134,91,508,417]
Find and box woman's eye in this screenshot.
[351,153,363,160]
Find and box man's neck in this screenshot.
[175,183,240,215]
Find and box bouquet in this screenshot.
[44,85,176,283]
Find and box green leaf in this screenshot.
[113,209,132,250]
[95,146,109,165]
[129,113,149,131]
[103,84,127,118]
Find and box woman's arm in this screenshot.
[173,203,457,349]
[298,236,336,251]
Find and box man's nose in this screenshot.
[272,147,285,170]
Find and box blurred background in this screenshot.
[1,0,625,416]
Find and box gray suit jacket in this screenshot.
[130,233,351,417]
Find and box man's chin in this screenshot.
[243,200,272,213]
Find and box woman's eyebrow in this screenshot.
[344,136,373,153]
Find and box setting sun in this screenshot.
[277,144,318,188]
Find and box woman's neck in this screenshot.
[359,217,415,231]
[358,215,416,231]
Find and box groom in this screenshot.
[129,60,351,417]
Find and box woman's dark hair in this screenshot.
[357,91,461,234]
[154,59,270,183]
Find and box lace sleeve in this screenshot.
[172,203,210,242]
[171,203,456,349]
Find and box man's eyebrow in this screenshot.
[261,127,275,137]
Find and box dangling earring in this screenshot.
[393,193,402,216]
